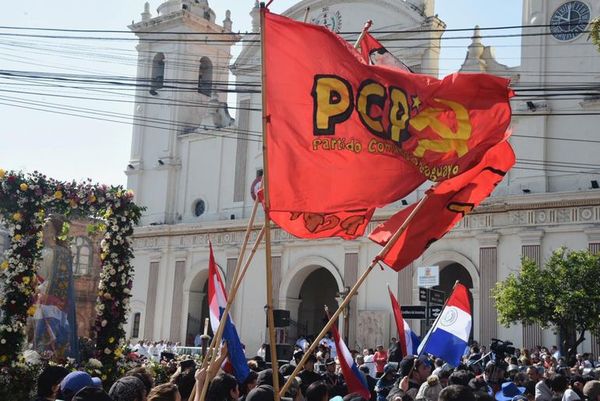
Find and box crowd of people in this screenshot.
[29,336,600,401]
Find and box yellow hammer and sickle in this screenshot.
[409,98,472,158]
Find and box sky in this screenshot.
[0,0,521,187]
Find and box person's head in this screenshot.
[241,370,259,396]
[583,380,600,401]
[416,374,442,401]
[413,356,432,383]
[126,367,154,395]
[325,358,336,373]
[206,373,239,401]
[304,354,317,372]
[355,355,364,365]
[61,371,102,401]
[434,358,444,368]
[293,350,304,364]
[383,363,396,379]
[526,366,542,382]
[109,376,147,401]
[449,370,472,386]
[173,368,196,401]
[305,381,328,401]
[37,365,69,400]
[73,387,113,401]
[550,374,568,394]
[569,374,584,393]
[147,383,180,401]
[376,345,384,352]
[285,377,302,401]
[438,384,476,401]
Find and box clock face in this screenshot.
[311,7,343,33]
[550,1,591,41]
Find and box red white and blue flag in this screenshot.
[388,287,420,357]
[417,283,472,366]
[330,318,370,399]
[208,242,250,383]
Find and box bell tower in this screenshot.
[126,1,238,225]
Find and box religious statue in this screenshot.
[32,215,78,360]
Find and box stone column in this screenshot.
[169,259,187,342]
[271,252,282,309]
[478,233,499,347]
[144,257,161,340]
[344,250,359,347]
[519,230,544,350]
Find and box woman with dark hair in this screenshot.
[239,370,258,401]
[148,383,180,401]
[206,373,240,401]
[306,381,329,401]
[32,365,69,401]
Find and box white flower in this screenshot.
[23,350,42,365]
[0,339,5,344]
[88,358,103,368]
[101,320,107,327]
[104,348,111,354]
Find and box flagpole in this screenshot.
[193,225,267,401]
[229,197,260,293]
[302,7,310,23]
[354,20,372,49]
[279,192,431,397]
[417,280,460,357]
[260,4,281,400]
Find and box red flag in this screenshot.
[369,140,515,271]
[389,287,407,356]
[358,31,412,72]
[263,10,512,239]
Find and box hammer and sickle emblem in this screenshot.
[447,202,475,216]
[409,98,472,158]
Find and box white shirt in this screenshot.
[364,354,376,378]
[562,389,581,401]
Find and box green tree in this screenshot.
[591,18,600,52]
[492,247,600,361]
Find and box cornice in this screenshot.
[132,192,600,250]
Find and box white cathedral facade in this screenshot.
[124,0,600,357]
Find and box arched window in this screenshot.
[71,236,92,275]
[151,52,165,93]
[193,199,206,217]
[198,57,213,96]
[131,312,141,338]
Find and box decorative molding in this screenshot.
[477,233,499,248]
[518,230,544,246]
[133,195,600,251]
[584,228,600,243]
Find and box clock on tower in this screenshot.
[549,1,591,41]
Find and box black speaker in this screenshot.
[265,343,294,362]
[271,309,290,327]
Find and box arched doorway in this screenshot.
[185,272,210,346]
[297,268,339,339]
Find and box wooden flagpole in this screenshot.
[193,224,266,401]
[279,192,431,397]
[354,20,373,49]
[417,280,460,357]
[259,4,281,400]
[229,197,260,293]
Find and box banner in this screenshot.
[263,10,512,238]
[369,140,515,271]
